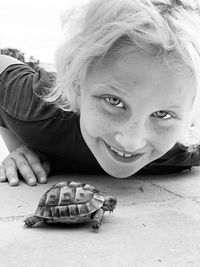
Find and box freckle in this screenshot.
[107,113,119,123]
[98,108,120,124]
[129,121,139,129]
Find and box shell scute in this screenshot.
[45,188,60,206]
[78,203,90,215]
[51,206,60,218]
[43,207,52,218]
[38,194,47,207]
[35,206,45,217]
[54,182,69,188]
[69,204,79,217]
[75,187,94,203]
[83,184,95,191]
[68,181,82,188]
[93,192,104,202]
[59,206,69,218]
[90,197,103,210]
[59,185,76,205]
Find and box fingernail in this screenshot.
[0,176,5,181]
[10,179,18,186]
[39,177,47,184]
[28,178,37,186]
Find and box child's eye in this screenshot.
[104,97,124,108]
[153,111,173,120]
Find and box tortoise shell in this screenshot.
[34,181,104,223]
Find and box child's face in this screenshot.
[78,52,195,178]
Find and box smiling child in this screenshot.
[0,0,200,186]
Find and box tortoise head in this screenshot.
[102,196,117,212]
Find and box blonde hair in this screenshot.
[44,0,200,148]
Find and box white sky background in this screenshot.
[0,0,87,63]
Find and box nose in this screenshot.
[114,123,148,152]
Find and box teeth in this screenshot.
[110,146,133,158]
[123,153,133,158]
[123,153,132,158]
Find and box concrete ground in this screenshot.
[1,167,200,267]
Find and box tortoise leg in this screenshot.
[24,216,44,227]
[91,208,105,232]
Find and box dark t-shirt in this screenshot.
[0,64,199,175]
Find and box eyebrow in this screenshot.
[163,105,182,109]
[105,84,129,96]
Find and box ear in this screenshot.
[72,80,81,112]
[73,80,81,96]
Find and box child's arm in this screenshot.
[0,55,52,186]
[0,126,51,186]
[0,126,22,152]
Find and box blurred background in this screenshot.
[0,0,80,64]
[0,0,88,161]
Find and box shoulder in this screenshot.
[0,55,25,74]
[141,143,200,174]
[0,62,58,121]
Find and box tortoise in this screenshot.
[24,181,117,231]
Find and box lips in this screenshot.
[110,146,133,158]
[103,141,144,164]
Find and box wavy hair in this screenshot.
[44,0,200,148]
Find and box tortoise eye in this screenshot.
[109,198,116,204]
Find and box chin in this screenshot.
[102,165,139,178]
[95,154,147,178]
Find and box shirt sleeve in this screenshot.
[139,143,200,174]
[0,64,57,125]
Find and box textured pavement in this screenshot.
[1,168,200,267]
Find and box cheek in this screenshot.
[80,102,118,137]
[154,124,185,152]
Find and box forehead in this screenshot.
[88,52,196,102]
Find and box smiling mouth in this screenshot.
[103,141,144,163]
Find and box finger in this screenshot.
[41,158,51,177]
[4,158,19,186]
[0,165,6,182]
[23,149,48,184]
[29,160,47,184]
[37,151,51,177]
[12,154,37,186]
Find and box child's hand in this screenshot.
[0,145,51,186]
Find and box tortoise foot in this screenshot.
[92,221,100,232]
[24,216,42,227]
